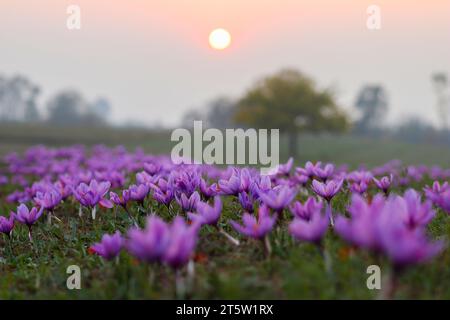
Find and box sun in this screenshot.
[209,28,231,50]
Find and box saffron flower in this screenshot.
[396,189,435,229]
[238,192,254,213]
[14,203,44,242]
[314,163,335,181]
[289,209,328,245]
[258,185,297,213]
[163,216,199,269]
[0,212,15,237]
[311,179,343,202]
[230,205,276,240]
[73,180,113,219]
[217,171,241,196]
[90,231,124,260]
[311,179,343,226]
[175,191,200,212]
[289,197,323,220]
[349,181,368,194]
[230,205,276,255]
[34,188,62,224]
[373,175,393,195]
[110,189,130,208]
[188,196,240,246]
[127,215,170,263]
[128,183,150,205]
[188,196,222,226]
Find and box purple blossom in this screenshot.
[127,215,170,263]
[0,212,15,236]
[34,188,62,211]
[14,203,44,227]
[217,170,241,196]
[311,179,343,202]
[230,205,276,240]
[289,197,323,220]
[373,175,393,194]
[314,163,335,181]
[163,216,199,269]
[109,189,130,207]
[175,191,200,212]
[73,180,113,209]
[90,231,124,260]
[289,210,328,244]
[258,185,297,212]
[349,181,368,194]
[238,192,255,213]
[188,196,222,226]
[199,178,218,199]
[128,184,150,203]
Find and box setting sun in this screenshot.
[208,28,231,50]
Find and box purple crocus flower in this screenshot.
[311,179,343,202]
[349,181,368,195]
[378,211,443,269]
[110,189,130,208]
[390,189,435,229]
[90,231,124,260]
[129,184,150,204]
[73,180,113,219]
[230,205,276,240]
[127,215,170,263]
[14,203,44,241]
[271,157,293,176]
[188,196,222,226]
[289,197,323,220]
[304,161,322,178]
[314,163,335,181]
[238,192,254,213]
[199,178,218,199]
[289,210,328,244]
[258,185,297,213]
[0,212,15,236]
[335,194,386,251]
[34,189,62,210]
[217,171,241,196]
[163,216,199,269]
[424,181,449,204]
[346,170,373,185]
[373,175,393,195]
[73,180,112,208]
[175,191,200,212]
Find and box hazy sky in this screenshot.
[1,0,449,127]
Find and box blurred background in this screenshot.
[1,0,449,166]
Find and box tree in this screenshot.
[234,69,348,158]
[354,85,388,133]
[47,90,105,126]
[0,74,40,122]
[432,73,449,131]
[205,97,236,129]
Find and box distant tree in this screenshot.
[205,97,236,129]
[234,69,349,158]
[0,74,41,122]
[354,85,388,133]
[47,90,105,126]
[393,117,437,143]
[432,73,449,130]
[181,109,206,128]
[90,98,111,119]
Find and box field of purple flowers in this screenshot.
[0,145,449,299]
